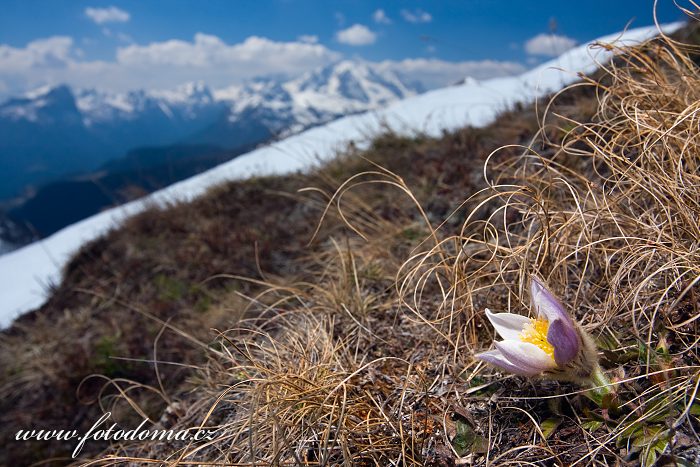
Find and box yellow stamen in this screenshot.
[520,318,555,358]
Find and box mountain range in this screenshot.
[0,60,421,245]
[0,60,420,202]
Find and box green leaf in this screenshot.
[616,424,642,447]
[585,388,604,406]
[689,402,700,417]
[582,420,602,431]
[540,417,561,439]
[452,420,475,456]
[643,397,678,422]
[643,448,658,467]
[631,425,662,447]
[643,434,669,467]
[452,419,488,455]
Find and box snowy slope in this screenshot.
[0,23,682,327]
[284,60,417,117]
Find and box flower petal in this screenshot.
[475,350,541,377]
[547,319,580,366]
[530,276,574,326]
[485,308,530,341]
[494,340,557,373]
[530,276,581,366]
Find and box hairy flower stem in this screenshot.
[588,365,614,404]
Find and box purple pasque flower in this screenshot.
[476,276,589,380]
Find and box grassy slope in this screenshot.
[1,24,699,466]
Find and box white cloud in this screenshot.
[524,33,576,57]
[335,24,376,46]
[0,36,107,93]
[378,58,525,89]
[0,36,75,70]
[0,33,525,97]
[0,34,341,96]
[400,9,432,24]
[297,35,318,44]
[117,34,338,71]
[373,9,392,24]
[85,6,130,24]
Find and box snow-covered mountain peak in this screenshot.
[202,59,421,141]
[73,82,223,126]
[212,84,243,102]
[1,85,79,124]
[288,60,417,106]
[23,84,55,100]
[149,81,214,105]
[76,88,141,124]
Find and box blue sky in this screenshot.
[0,1,688,96]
